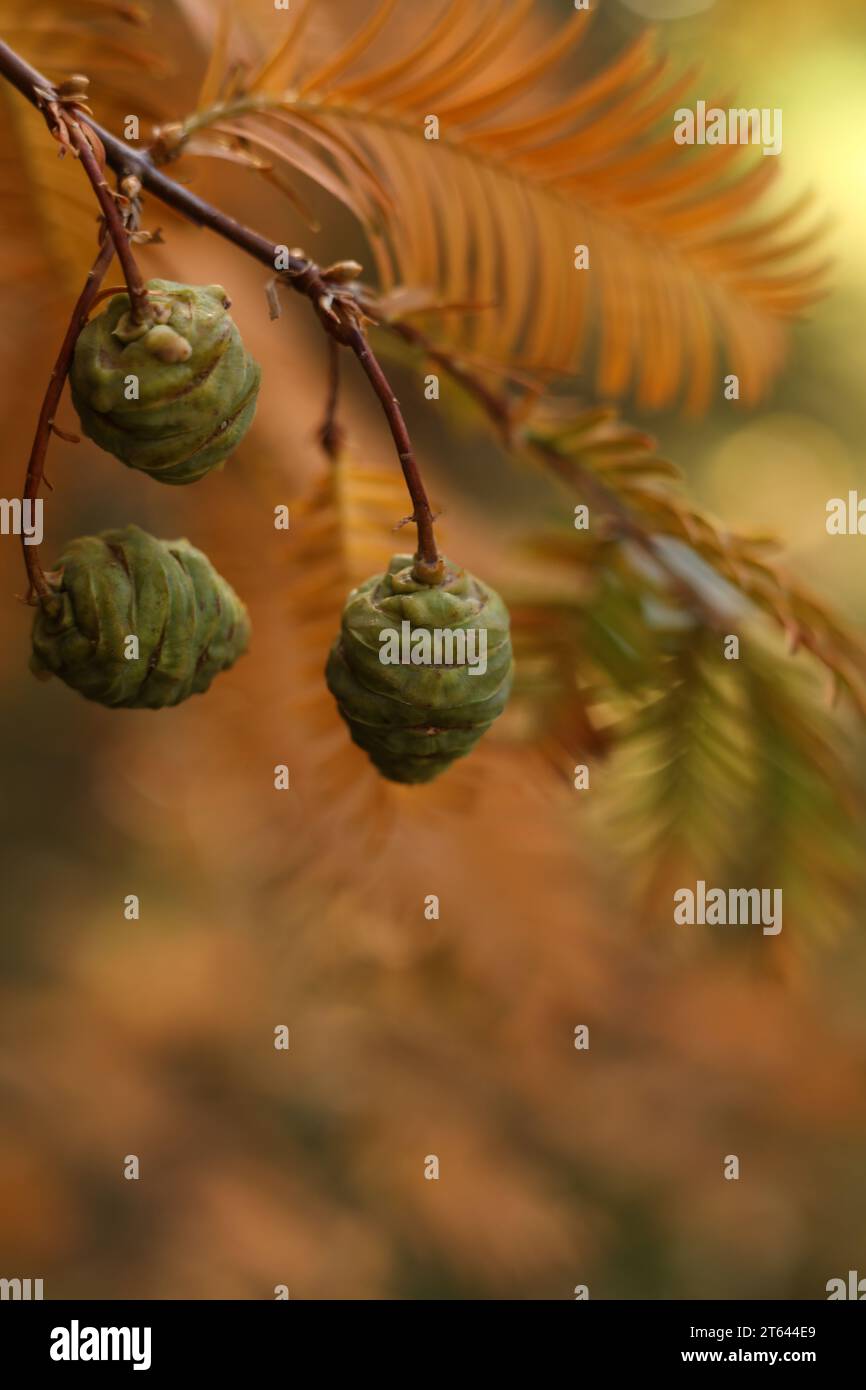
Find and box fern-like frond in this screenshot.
[160,0,825,410]
[609,631,865,945]
[520,404,866,714]
[507,531,865,945]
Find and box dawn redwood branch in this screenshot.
[22,235,115,605]
[0,37,440,573]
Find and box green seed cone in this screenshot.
[69,280,261,485]
[30,524,250,709]
[326,554,513,783]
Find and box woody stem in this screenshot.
[346,328,440,575]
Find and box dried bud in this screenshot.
[150,122,185,157]
[321,260,364,284]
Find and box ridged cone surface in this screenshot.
[326,554,513,783]
[31,524,250,708]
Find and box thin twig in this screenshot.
[65,119,151,324]
[23,63,151,324]
[347,326,440,576]
[22,235,116,604]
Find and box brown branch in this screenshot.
[65,119,151,324]
[22,235,116,605]
[24,65,151,324]
[0,38,441,571]
[317,337,344,461]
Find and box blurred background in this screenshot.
[1,0,865,1300]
